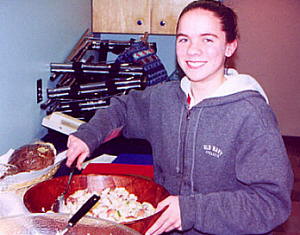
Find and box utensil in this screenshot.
[57,194,100,235]
[51,162,76,212]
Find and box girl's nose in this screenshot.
[187,41,203,55]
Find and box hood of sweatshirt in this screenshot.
[180,68,269,106]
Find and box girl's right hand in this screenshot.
[66,135,90,170]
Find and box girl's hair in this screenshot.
[176,0,239,43]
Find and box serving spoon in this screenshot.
[56,194,100,235]
[52,162,77,212]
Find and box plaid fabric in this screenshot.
[115,41,168,86]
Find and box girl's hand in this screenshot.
[66,135,89,170]
[145,195,182,235]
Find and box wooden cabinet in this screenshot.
[150,0,192,34]
[92,0,151,34]
[92,0,193,35]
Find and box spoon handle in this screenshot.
[67,194,100,227]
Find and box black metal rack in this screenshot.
[41,30,157,121]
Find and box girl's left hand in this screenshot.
[145,195,182,235]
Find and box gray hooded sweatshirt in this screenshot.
[73,69,293,235]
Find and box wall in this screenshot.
[102,0,300,137]
[1,0,298,156]
[226,0,300,136]
[0,0,91,154]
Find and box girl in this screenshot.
[67,1,293,234]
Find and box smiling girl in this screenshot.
[66,1,293,234]
[176,4,237,104]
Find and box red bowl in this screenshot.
[23,174,169,234]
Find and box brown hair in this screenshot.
[177,0,239,43]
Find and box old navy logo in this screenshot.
[203,144,223,158]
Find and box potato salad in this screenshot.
[60,187,156,223]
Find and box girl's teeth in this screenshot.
[187,61,205,67]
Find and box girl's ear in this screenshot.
[225,40,238,57]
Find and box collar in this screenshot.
[180,76,196,107]
[179,68,269,106]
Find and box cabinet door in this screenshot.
[151,0,193,35]
[92,0,151,34]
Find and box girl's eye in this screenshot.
[204,38,214,43]
[177,37,188,43]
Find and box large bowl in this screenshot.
[0,213,141,235]
[23,174,170,234]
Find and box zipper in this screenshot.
[186,109,191,120]
[179,107,191,193]
[180,106,203,194]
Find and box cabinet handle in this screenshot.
[160,20,166,26]
[137,20,143,25]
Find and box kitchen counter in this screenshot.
[42,130,153,178]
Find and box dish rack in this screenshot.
[40,30,164,122]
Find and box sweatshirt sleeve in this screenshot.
[72,88,151,153]
[180,132,294,234]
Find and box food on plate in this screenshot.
[0,164,17,179]
[1,142,56,178]
[59,187,156,223]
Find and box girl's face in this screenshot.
[176,9,237,83]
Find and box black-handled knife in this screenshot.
[59,194,100,234]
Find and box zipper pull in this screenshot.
[186,109,191,120]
